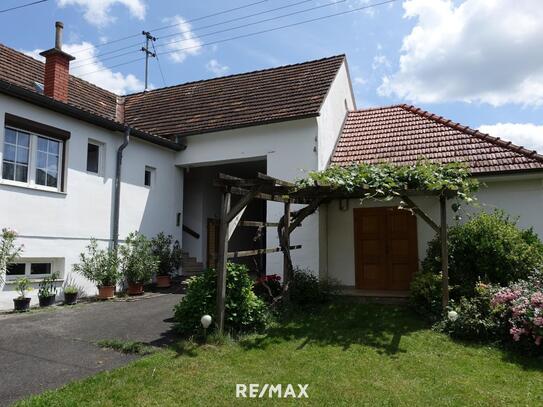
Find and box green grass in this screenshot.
[16,301,543,406]
[97,339,157,355]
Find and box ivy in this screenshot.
[296,161,479,205]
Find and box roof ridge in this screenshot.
[124,54,346,97]
[399,104,543,164]
[350,104,405,113]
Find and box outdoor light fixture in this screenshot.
[201,314,212,342]
[201,314,212,329]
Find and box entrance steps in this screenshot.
[180,250,204,276]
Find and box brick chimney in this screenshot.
[39,22,75,102]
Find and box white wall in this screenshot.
[326,175,543,286]
[0,95,183,309]
[176,118,320,275]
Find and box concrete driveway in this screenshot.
[0,292,183,406]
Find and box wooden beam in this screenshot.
[400,195,440,233]
[227,245,302,259]
[257,172,295,187]
[228,186,291,203]
[216,191,231,334]
[283,201,291,288]
[239,221,279,227]
[440,195,449,310]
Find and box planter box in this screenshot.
[13,297,31,312]
[38,295,56,307]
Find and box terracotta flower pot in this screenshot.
[156,275,171,288]
[127,282,144,296]
[38,295,56,307]
[98,285,115,300]
[64,292,78,305]
[13,297,31,312]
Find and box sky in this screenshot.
[1,0,543,151]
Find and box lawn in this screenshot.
[16,300,543,406]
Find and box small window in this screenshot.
[144,166,155,187]
[6,261,55,280]
[6,263,25,276]
[86,142,100,174]
[36,136,60,188]
[31,263,51,275]
[2,128,30,183]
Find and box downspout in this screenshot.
[112,126,131,250]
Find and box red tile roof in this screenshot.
[0,44,118,121]
[123,55,345,139]
[331,105,543,175]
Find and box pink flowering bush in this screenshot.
[253,274,283,303]
[491,274,543,352]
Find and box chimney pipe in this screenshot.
[55,21,63,50]
[39,21,75,102]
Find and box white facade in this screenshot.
[0,94,183,309]
[325,174,543,286]
[176,60,355,275]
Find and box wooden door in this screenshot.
[354,207,418,291]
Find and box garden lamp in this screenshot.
[201,314,212,341]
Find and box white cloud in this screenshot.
[353,77,367,86]
[161,16,202,63]
[57,0,145,26]
[206,59,229,77]
[372,54,390,71]
[478,123,543,153]
[24,42,144,95]
[378,0,543,106]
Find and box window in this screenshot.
[86,142,100,174]
[6,263,25,277]
[36,137,60,188]
[1,126,63,191]
[2,128,29,183]
[144,166,155,187]
[6,261,54,280]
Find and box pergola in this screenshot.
[214,172,455,333]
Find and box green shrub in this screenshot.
[422,211,543,298]
[119,232,158,284]
[173,263,269,336]
[151,233,182,277]
[289,268,338,306]
[409,271,443,318]
[73,239,120,287]
[437,283,504,341]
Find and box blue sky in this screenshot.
[1,0,543,150]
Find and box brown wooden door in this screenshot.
[354,207,418,291]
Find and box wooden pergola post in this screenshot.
[440,195,449,309]
[216,190,231,334]
[283,201,291,301]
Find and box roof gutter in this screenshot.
[112,126,130,250]
[0,79,185,151]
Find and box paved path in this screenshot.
[0,292,183,406]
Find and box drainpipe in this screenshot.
[112,126,131,250]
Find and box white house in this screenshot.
[1,23,543,309]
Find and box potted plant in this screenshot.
[38,272,59,307]
[73,239,120,300]
[63,285,79,305]
[119,232,158,296]
[13,276,32,312]
[0,228,24,292]
[151,233,182,288]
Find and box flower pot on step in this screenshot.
[156,275,171,288]
[38,294,56,307]
[64,292,78,305]
[127,282,144,296]
[98,285,115,300]
[13,297,31,312]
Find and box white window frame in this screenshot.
[86,139,105,176]
[0,125,64,193]
[144,166,156,188]
[5,258,59,281]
